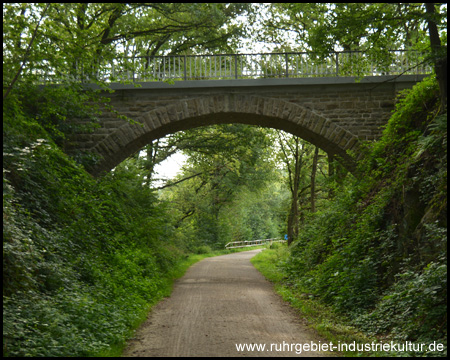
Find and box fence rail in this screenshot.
[31,50,432,85]
[225,238,286,249]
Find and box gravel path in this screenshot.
[123,249,333,357]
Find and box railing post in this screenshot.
[184,55,187,80]
[285,53,289,78]
[234,54,238,79]
[335,52,339,76]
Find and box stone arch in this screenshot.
[88,94,360,176]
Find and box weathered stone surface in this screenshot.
[64,76,424,175]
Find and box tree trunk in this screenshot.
[310,146,319,213]
[287,191,299,246]
[425,3,447,109]
[287,137,302,245]
[328,153,335,199]
[144,141,158,187]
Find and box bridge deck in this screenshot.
[82,74,428,91]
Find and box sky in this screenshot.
[153,151,186,185]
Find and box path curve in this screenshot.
[123,249,332,357]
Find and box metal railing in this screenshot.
[225,238,286,249]
[30,50,432,85]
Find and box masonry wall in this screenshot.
[66,76,425,174]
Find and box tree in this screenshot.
[254,3,446,103]
[275,131,308,245]
[156,124,279,248]
[274,130,330,245]
[310,146,319,213]
[3,4,50,100]
[255,3,442,52]
[424,3,447,108]
[3,3,250,95]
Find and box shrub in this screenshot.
[284,76,447,355]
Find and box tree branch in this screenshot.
[3,3,51,101]
[155,171,203,190]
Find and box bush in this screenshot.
[194,245,212,254]
[3,93,186,356]
[283,76,447,355]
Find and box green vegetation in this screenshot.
[251,246,373,357]
[157,124,288,250]
[3,3,446,358]
[4,103,182,356]
[3,92,273,355]
[252,75,447,357]
[2,110,265,356]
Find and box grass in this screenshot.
[250,246,386,357]
[99,245,266,357]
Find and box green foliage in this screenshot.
[2,96,188,356]
[3,3,250,94]
[159,124,286,250]
[254,3,446,55]
[20,84,102,147]
[193,245,213,255]
[280,76,447,356]
[252,247,377,356]
[368,75,441,170]
[354,259,447,356]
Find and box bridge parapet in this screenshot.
[32,50,431,85]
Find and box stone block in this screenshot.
[71,76,423,175]
[255,97,265,115]
[310,115,324,134]
[274,101,287,118]
[155,108,170,125]
[147,112,162,128]
[263,98,276,117]
[213,95,225,113]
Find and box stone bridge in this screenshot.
[68,74,426,175]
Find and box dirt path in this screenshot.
[123,249,333,357]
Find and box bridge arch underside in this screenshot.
[87,95,361,176]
